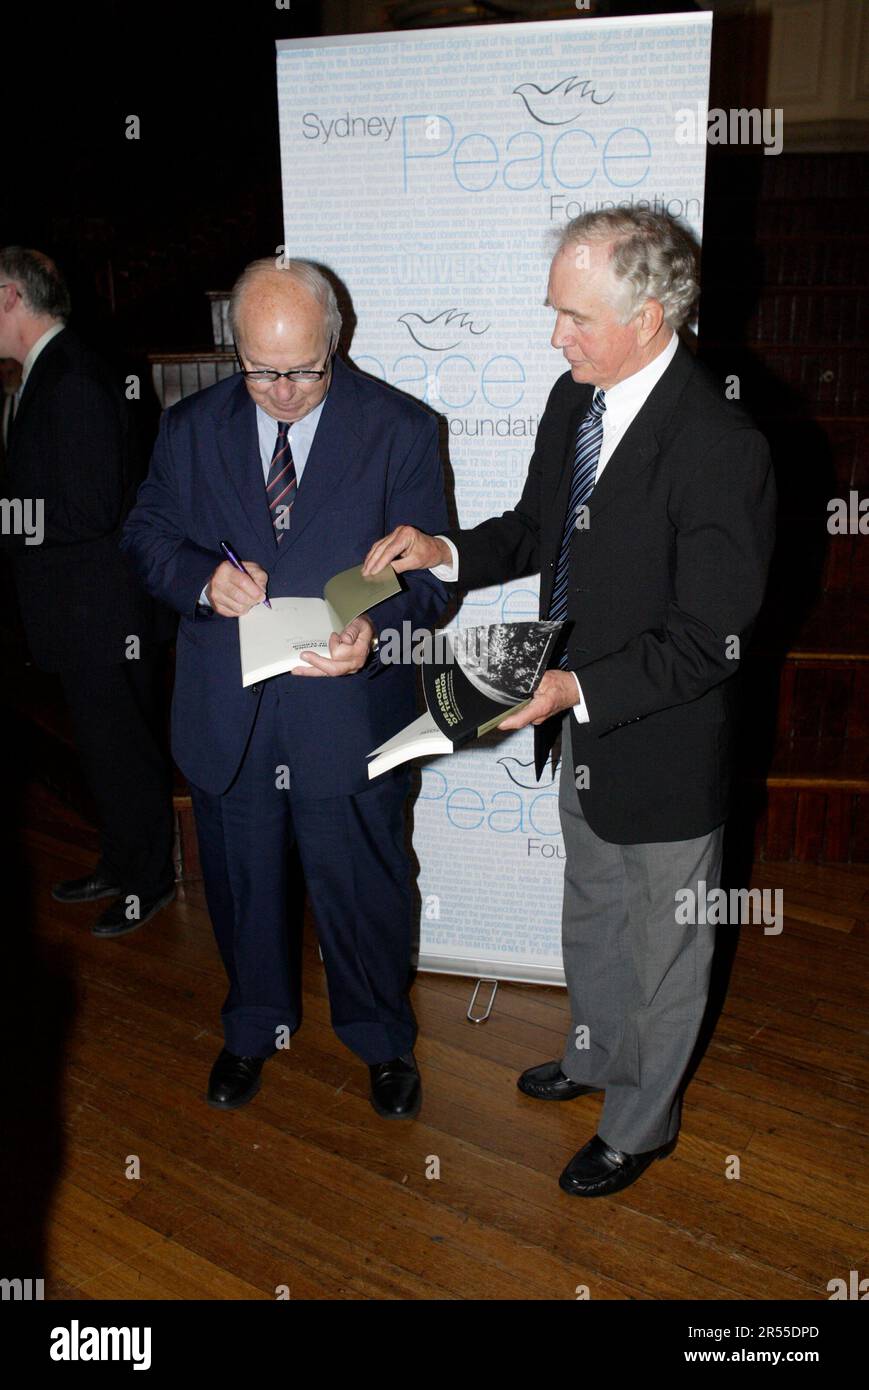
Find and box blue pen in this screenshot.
[219,540,271,608]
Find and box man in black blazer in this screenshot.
[0,247,175,934]
[364,209,776,1196]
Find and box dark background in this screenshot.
[4,0,323,351]
[5,0,734,355]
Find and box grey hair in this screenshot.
[551,209,699,330]
[229,257,342,345]
[0,246,71,321]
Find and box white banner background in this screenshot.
[276,13,712,984]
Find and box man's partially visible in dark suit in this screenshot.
[0,247,175,935]
[122,259,448,1118]
[364,209,776,1196]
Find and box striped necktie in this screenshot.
[548,388,606,666]
[266,420,297,541]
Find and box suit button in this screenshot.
[251,683,261,693]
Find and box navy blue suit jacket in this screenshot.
[121,356,448,797]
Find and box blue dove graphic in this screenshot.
[398,308,490,353]
[512,77,614,125]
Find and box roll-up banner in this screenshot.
[276,13,712,985]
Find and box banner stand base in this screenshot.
[467,978,498,1024]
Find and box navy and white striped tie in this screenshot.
[548,388,606,665]
[266,420,297,541]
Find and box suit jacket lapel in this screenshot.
[540,343,694,609]
[216,379,278,557]
[10,326,68,439]
[586,418,659,521]
[587,342,694,522]
[273,355,363,559]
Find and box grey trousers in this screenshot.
[558,717,724,1153]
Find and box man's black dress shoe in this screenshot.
[559,1133,677,1198]
[369,1055,421,1118]
[518,1059,602,1101]
[91,886,176,937]
[207,1049,266,1109]
[52,870,121,904]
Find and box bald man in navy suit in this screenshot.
[123,259,448,1118]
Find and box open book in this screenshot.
[367,620,563,778]
[238,563,401,686]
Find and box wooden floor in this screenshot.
[9,784,869,1301]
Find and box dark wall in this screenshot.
[5,0,322,352]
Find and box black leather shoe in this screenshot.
[369,1055,421,1118]
[52,870,121,903]
[91,886,176,937]
[206,1049,266,1109]
[559,1133,677,1198]
[518,1059,602,1101]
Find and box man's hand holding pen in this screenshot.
[206,559,270,616]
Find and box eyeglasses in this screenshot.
[234,333,336,384]
[0,284,22,298]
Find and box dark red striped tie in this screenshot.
[266,420,296,541]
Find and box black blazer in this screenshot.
[447,343,776,844]
[0,327,170,671]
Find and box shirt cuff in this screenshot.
[429,534,459,582]
[571,672,590,724]
[197,583,212,610]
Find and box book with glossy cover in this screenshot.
[367,620,563,778]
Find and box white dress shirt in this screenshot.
[431,331,679,722]
[254,395,327,485]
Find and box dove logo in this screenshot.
[513,77,615,125]
[497,755,558,790]
[398,309,490,353]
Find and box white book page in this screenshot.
[238,597,336,686]
[367,711,453,779]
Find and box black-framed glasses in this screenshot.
[0,284,22,298]
[234,333,336,384]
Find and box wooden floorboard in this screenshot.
[11,784,869,1300]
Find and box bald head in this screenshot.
[230,259,340,422]
[235,267,328,365]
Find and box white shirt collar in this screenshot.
[255,392,327,438]
[598,330,679,420]
[22,322,65,384]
